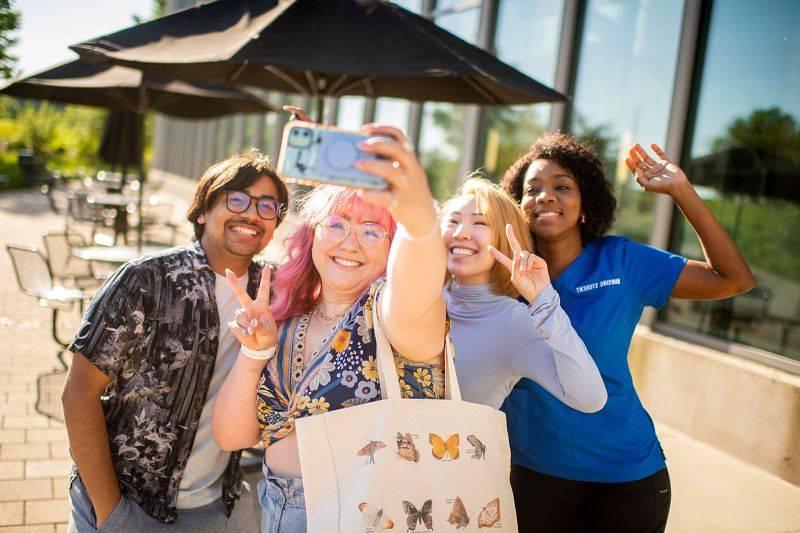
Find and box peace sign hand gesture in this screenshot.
[487,224,551,303]
[225,266,278,354]
[625,143,691,196]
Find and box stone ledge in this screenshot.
[631,326,800,486]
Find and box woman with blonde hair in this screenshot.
[441,177,606,411]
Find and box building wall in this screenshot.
[630,327,800,485]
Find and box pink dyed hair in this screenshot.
[271,186,397,321]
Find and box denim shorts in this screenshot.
[258,462,306,533]
[67,474,260,532]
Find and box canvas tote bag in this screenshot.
[296,304,518,532]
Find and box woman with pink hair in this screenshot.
[212,125,447,532]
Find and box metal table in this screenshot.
[86,193,138,244]
[72,244,170,266]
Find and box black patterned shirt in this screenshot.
[68,242,266,523]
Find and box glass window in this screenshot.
[662,1,800,362]
[336,96,366,130]
[417,4,480,200]
[568,0,684,243]
[480,0,563,182]
[375,97,410,132]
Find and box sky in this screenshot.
[11,0,152,77]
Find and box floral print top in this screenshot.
[256,280,445,447]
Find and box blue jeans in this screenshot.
[67,474,260,532]
[258,462,306,533]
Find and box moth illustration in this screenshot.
[402,499,433,531]
[396,432,420,463]
[477,498,501,528]
[357,440,387,464]
[466,434,485,460]
[359,502,394,531]
[429,433,459,460]
[447,496,469,529]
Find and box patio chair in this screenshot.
[66,190,109,242]
[42,231,104,290]
[6,244,87,348]
[40,172,70,215]
[138,201,179,245]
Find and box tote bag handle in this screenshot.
[372,299,461,401]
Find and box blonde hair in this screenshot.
[442,176,533,298]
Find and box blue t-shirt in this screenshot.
[501,236,687,483]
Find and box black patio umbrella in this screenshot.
[98,110,144,170]
[70,0,567,119]
[1,59,279,246]
[0,59,276,118]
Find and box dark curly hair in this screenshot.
[501,131,616,245]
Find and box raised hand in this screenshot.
[487,224,550,303]
[282,105,315,123]
[354,124,437,237]
[625,143,691,196]
[225,266,278,352]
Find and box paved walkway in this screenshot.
[0,181,798,531]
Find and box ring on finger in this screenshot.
[234,310,249,328]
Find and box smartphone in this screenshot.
[276,121,388,190]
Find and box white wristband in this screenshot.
[239,345,276,361]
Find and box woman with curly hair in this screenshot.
[500,132,755,532]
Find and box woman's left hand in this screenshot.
[625,143,691,196]
[488,224,550,303]
[354,125,437,237]
[225,266,278,353]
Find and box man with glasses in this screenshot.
[62,152,289,532]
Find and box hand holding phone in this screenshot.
[277,121,389,190]
[354,125,439,238]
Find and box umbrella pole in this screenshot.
[136,169,144,252]
[136,113,145,252]
[315,97,325,124]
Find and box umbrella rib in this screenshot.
[333,76,375,98]
[303,70,320,97]
[463,75,498,104]
[229,61,250,83]
[105,90,137,114]
[326,74,350,96]
[151,93,184,112]
[264,66,309,95]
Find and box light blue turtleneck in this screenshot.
[444,282,607,411]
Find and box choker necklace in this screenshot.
[312,303,350,323]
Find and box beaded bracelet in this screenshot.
[239,345,277,361]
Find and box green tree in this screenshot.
[704,107,800,279]
[133,0,166,24]
[712,107,800,163]
[482,104,548,182]
[10,102,58,154]
[0,0,20,79]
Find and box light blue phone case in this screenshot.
[278,124,388,190]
